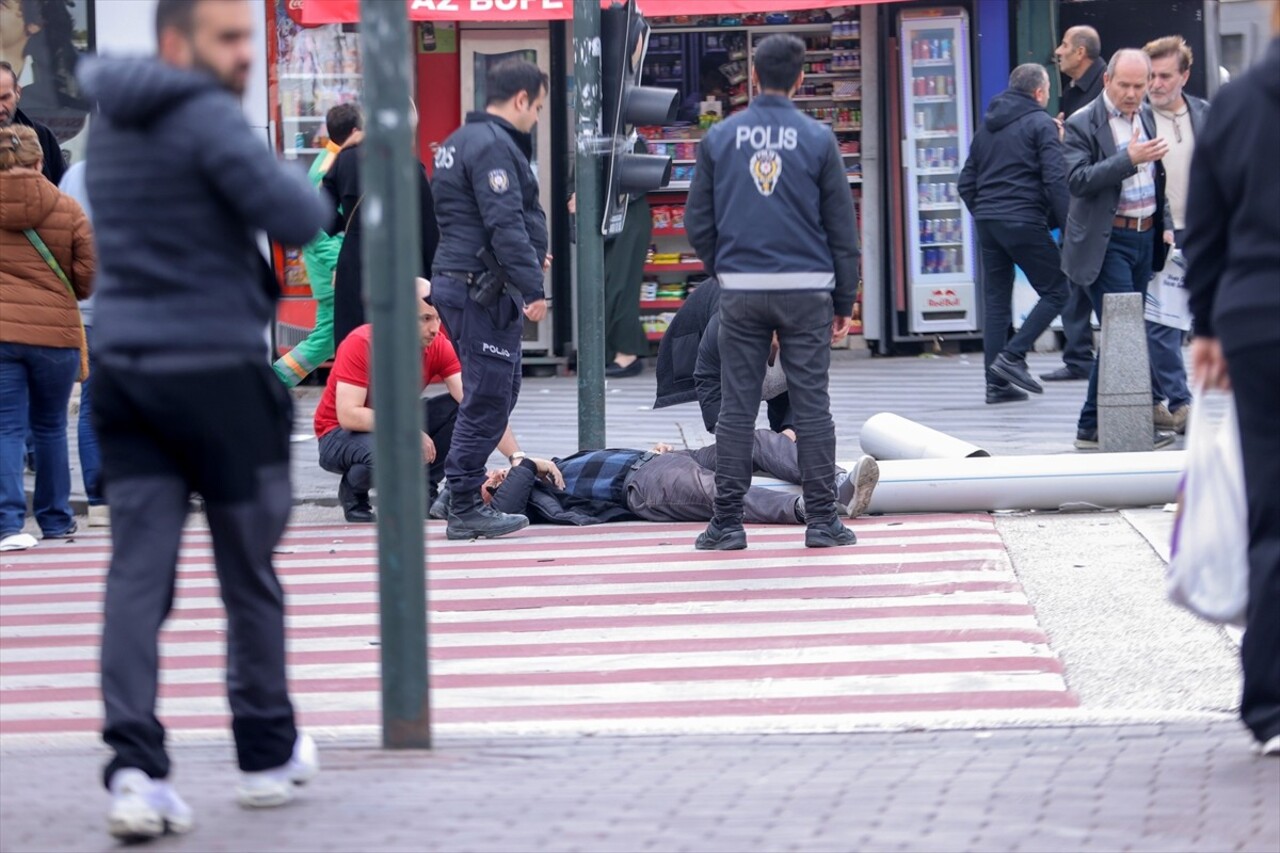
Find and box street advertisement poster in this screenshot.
[0,0,93,163]
[417,21,456,55]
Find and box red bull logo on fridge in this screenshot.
[927,288,961,308]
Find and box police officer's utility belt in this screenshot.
[439,271,481,286]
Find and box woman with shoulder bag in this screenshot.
[0,125,95,551]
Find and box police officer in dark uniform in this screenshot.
[431,59,550,540]
[684,35,861,552]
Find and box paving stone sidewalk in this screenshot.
[2,722,1275,852]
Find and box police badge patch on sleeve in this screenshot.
[488,169,511,194]
[749,150,782,197]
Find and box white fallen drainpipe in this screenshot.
[859,412,990,460]
[754,452,1185,514]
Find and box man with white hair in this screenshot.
[1060,48,1176,451]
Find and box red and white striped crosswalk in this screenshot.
[0,515,1076,742]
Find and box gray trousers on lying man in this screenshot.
[625,429,840,524]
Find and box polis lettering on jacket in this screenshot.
[411,0,564,12]
[735,126,799,152]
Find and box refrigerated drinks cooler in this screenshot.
[898,9,978,333]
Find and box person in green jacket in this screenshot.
[273,103,363,386]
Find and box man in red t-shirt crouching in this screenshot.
[314,286,462,522]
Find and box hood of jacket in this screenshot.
[78,56,221,127]
[984,89,1045,132]
[0,167,62,230]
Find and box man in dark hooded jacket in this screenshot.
[959,63,1070,404]
[79,0,329,839]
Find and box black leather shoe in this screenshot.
[338,476,376,523]
[446,489,529,540]
[986,382,1029,405]
[989,353,1044,394]
[605,359,643,378]
[1040,366,1091,382]
[344,503,375,524]
[806,517,857,548]
[695,519,747,551]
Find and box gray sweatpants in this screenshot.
[93,360,297,787]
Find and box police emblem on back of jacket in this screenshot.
[749,149,782,197]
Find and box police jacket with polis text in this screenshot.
[430,112,547,303]
[684,94,860,317]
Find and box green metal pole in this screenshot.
[359,0,430,749]
[574,0,607,451]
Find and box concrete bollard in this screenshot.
[1098,292,1154,452]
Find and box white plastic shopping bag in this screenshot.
[1144,248,1192,331]
[1167,392,1249,625]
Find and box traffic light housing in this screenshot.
[600,1,678,236]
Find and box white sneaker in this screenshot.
[107,768,193,840]
[0,532,38,552]
[1259,735,1280,757]
[88,505,111,528]
[835,456,880,519]
[236,732,319,808]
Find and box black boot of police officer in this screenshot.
[430,59,551,541]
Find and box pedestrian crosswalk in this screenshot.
[0,516,1076,742]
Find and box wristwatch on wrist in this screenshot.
[509,452,527,466]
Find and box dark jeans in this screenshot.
[432,277,523,494]
[714,290,837,524]
[1146,227,1192,412]
[0,342,78,537]
[1059,284,1097,374]
[604,195,651,359]
[1077,228,1159,433]
[1225,343,1280,745]
[93,360,297,786]
[1147,321,1191,411]
[975,220,1069,373]
[78,327,103,506]
[317,394,458,498]
[627,429,837,524]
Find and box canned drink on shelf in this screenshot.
[921,218,933,243]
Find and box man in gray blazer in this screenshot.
[1060,48,1175,451]
[1142,35,1212,436]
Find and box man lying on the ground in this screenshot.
[431,429,879,533]
[315,279,527,522]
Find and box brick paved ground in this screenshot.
[1,723,1275,852]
